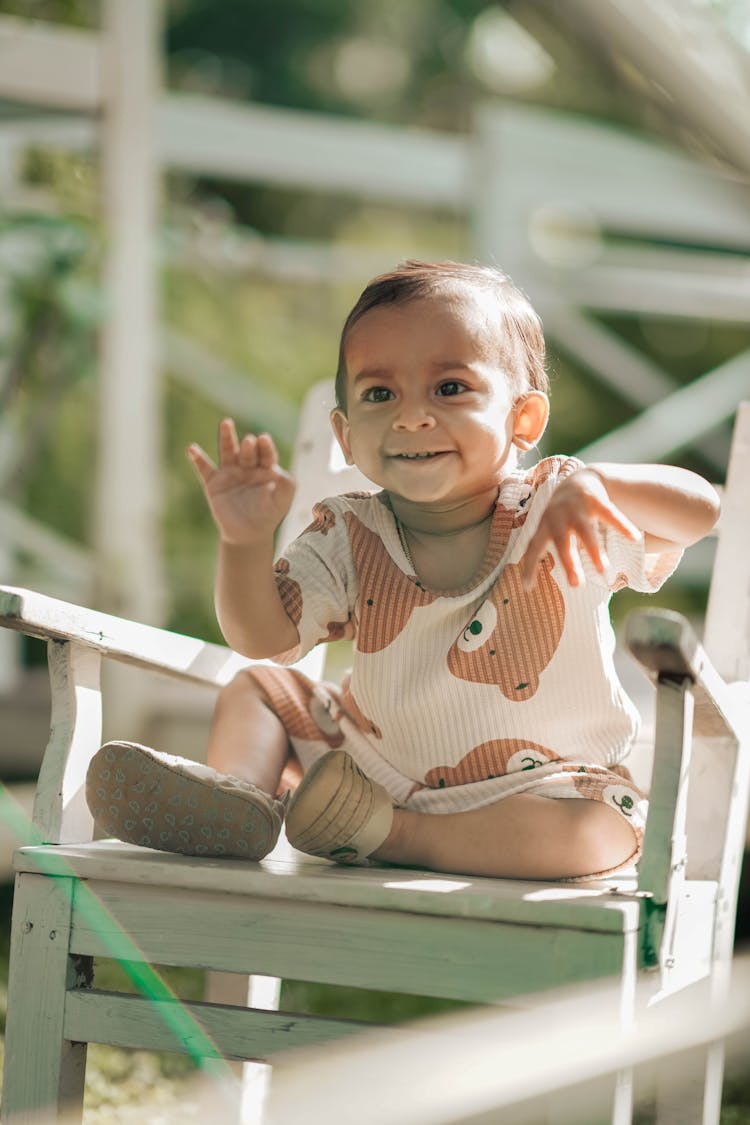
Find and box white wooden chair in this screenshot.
[1,387,748,1125]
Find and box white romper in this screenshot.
[249,455,683,870]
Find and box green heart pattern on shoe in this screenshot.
[86,742,283,861]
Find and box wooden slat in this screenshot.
[625,609,747,739]
[0,585,249,688]
[704,402,750,682]
[575,351,749,464]
[546,299,727,474]
[32,641,100,844]
[159,94,469,208]
[636,677,693,906]
[1,874,87,1118]
[63,988,369,1060]
[0,15,99,109]
[66,880,634,1003]
[0,500,95,586]
[475,102,750,249]
[566,248,750,321]
[559,0,750,181]
[12,841,642,932]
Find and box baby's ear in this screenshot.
[330,408,355,466]
[512,392,549,452]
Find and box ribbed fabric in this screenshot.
[261,456,682,847]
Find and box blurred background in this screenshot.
[0,0,748,814]
[1,0,748,637]
[0,1,749,1118]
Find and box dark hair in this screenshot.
[334,260,548,411]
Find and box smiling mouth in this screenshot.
[391,451,448,460]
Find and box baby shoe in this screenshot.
[86,741,287,860]
[285,749,394,864]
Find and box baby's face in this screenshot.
[331,287,529,509]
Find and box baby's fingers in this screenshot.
[238,433,259,467]
[594,496,641,542]
[576,522,609,576]
[237,432,279,470]
[255,432,279,470]
[218,418,241,465]
[520,530,548,589]
[186,443,216,485]
[556,530,586,587]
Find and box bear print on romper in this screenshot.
[344,512,438,653]
[273,557,303,630]
[340,675,383,739]
[250,667,347,749]
[304,501,337,536]
[425,738,562,788]
[447,553,565,701]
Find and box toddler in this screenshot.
[86,261,720,880]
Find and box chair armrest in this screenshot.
[625,609,747,740]
[1,585,278,844]
[1,586,325,843]
[0,584,249,688]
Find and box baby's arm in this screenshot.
[188,419,299,658]
[521,462,720,589]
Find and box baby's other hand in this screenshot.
[188,418,296,545]
[520,468,640,589]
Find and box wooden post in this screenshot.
[95,0,164,627]
[33,640,101,845]
[94,1,164,740]
[2,874,89,1122]
[0,140,21,694]
[470,103,528,281]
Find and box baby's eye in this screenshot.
[436,381,467,397]
[362,386,394,403]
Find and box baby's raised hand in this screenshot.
[188,419,296,546]
[520,468,640,589]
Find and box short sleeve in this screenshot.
[270,497,358,664]
[600,528,683,593]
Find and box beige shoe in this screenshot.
[86,741,286,860]
[286,750,394,864]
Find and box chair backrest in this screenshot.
[685,402,750,884]
[703,402,750,682]
[279,380,374,550]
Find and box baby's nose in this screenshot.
[393,401,436,430]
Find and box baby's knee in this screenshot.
[218,668,270,705]
[572,800,637,875]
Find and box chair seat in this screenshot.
[15,838,643,932]
[14,839,662,1006]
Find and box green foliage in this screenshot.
[0,209,99,544]
[282,978,472,1023]
[0,0,96,26]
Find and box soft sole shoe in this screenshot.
[285,749,394,864]
[86,741,285,860]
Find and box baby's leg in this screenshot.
[286,751,638,879]
[376,795,637,880]
[208,669,295,797]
